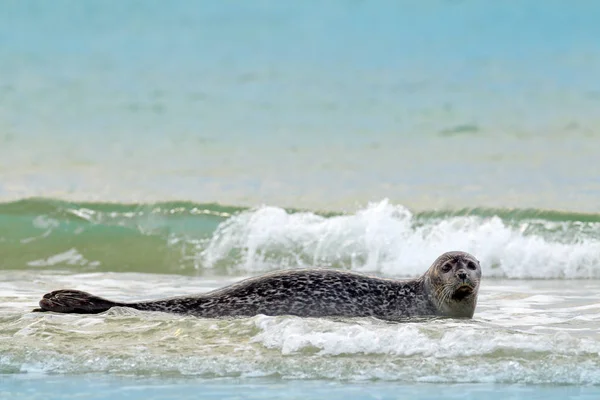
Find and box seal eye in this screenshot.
[441,264,452,273]
[466,262,477,270]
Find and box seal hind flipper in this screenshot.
[37,289,123,314]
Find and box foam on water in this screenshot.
[251,317,599,358]
[2,199,599,278]
[2,271,600,385]
[199,200,600,279]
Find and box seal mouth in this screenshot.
[451,284,474,301]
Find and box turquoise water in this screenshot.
[3,376,600,400]
[2,1,600,399]
[1,0,599,211]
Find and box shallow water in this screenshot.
[1,0,600,212]
[2,271,600,385]
[3,376,600,400]
[2,0,600,398]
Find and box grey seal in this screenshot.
[34,251,481,320]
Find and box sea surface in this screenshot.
[1,0,600,399]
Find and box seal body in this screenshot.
[36,251,481,320]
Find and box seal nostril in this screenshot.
[458,271,467,280]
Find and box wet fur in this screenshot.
[35,251,481,321]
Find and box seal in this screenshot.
[34,251,481,320]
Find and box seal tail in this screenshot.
[34,289,128,314]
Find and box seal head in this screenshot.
[423,251,481,318]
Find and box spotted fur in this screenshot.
[35,251,481,320]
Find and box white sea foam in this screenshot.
[4,271,600,384]
[199,200,600,279]
[251,316,600,358]
[27,248,101,268]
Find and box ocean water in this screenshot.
[2,0,600,399]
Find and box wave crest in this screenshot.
[198,200,600,279]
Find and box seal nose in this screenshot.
[457,270,467,281]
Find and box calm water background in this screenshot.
[1,0,600,398]
[1,0,599,211]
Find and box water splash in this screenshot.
[199,200,600,279]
